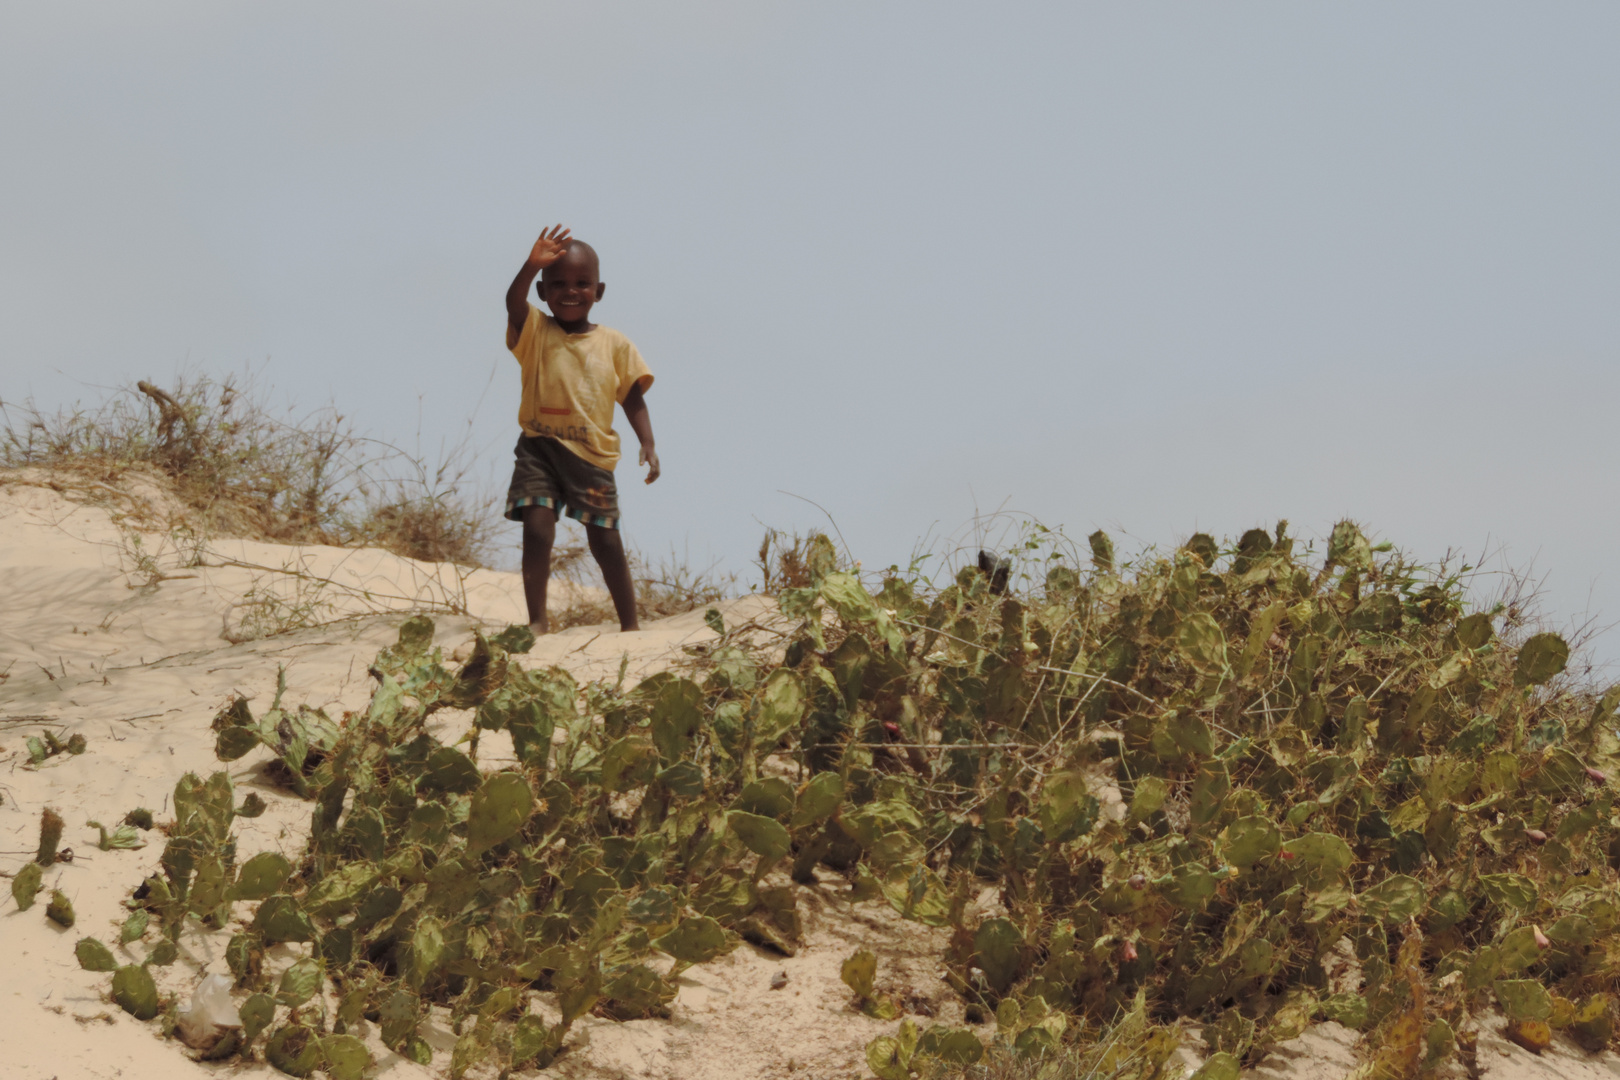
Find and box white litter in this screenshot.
[176,973,242,1048]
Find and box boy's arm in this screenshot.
[622,383,660,484]
[505,225,572,340]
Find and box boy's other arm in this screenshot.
[622,383,660,484]
[506,225,572,340]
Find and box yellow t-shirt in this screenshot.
[506,305,653,471]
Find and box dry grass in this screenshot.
[2,374,754,637]
[756,527,842,591]
[549,535,736,629]
[545,527,854,629]
[539,525,856,630]
[1,373,496,566]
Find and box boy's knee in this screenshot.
[586,525,623,557]
[522,507,556,546]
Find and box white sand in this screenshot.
[4,471,1619,1080]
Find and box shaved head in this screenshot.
[533,237,606,330]
[541,239,598,281]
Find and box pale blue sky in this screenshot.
[4,4,1619,663]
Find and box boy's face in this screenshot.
[538,245,605,326]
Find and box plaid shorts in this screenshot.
[504,435,620,529]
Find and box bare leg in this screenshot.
[587,523,639,631]
[521,505,558,632]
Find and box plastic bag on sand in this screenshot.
[177,973,242,1048]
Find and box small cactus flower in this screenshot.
[1525,828,1548,844]
[1587,767,1608,784]
[1533,925,1551,950]
[1127,873,1146,890]
[1120,940,1138,963]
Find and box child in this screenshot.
[503,225,659,633]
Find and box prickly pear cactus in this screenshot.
[76,524,1620,1077]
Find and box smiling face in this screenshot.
[537,241,604,331]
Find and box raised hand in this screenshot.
[527,224,573,267]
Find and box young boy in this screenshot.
[504,225,659,633]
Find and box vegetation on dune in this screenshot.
[62,519,1620,1079]
[2,376,732,633]
[2,374,495,566]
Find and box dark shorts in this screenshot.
[504,435,620,529]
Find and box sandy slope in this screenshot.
[3,473,1620,1080]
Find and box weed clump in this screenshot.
[1,374,495,566]
[74,520,1620,1077]
[757,527,844,592]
